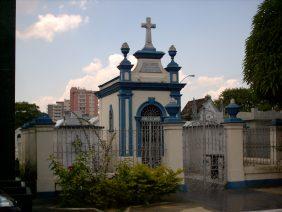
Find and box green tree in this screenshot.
[15,102,42,129]
[214,88,272,112]
[243,0,282,107]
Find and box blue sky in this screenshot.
[16,0,263,111]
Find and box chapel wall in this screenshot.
[99,92,119,131]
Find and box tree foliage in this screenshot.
[15,101,41,129]
[243,0,282,106]
[214,88,272,112]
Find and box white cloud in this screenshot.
[35,56,240,112]
[61,54,136,99]
[70,0,89,10]
[17,13,87,42]
[180,74,243,108]
[33,96,57,112]
[83,58,103,73]
[35,54,136,111]
[206,79,240,99]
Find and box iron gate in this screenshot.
[183,119,226,191]
[140,105,163,168]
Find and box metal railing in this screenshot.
[243,127,281,166]
[54,128,166,171]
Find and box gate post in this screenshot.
[163,122,185,172]
[163,100,185,188]
[223,99,245,189]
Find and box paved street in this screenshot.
[163,187,282,212]
[33,187,282,212]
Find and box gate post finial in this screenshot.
[164,98,181,123]
[224,99,244,123]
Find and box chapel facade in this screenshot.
[96,17,186,165]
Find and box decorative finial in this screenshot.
[165,97,181,122]
[121,42,130,58]
[230,98,235,104]
[225,98,242,122]
[141,17,156,50]
[168,45,177,60]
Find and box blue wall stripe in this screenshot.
[128,96,133,156]
[226,178,282,189]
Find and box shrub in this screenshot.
[49,139,183,209]
[113,163,183,206]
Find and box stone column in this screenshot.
[163,122,184,173]
[118,43,133,156]
[36,125,56,193]
[270,119,282,164]
[224,123,245,188]
[223,99,245,188]
[163,99,185,188]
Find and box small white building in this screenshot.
[18,115,56,193]
[96,17,186,165]
[182,96,223,124]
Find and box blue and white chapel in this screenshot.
[96,17,186,166]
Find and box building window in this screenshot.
[109,105,114,132]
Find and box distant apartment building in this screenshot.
[47,99,71,121]
[63,99,70,114]
[47,103,63,122]
[70,87,98,117]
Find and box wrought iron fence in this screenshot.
[243,127,281,166]
[53,127,165,172]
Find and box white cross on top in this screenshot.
[141,17,156,49]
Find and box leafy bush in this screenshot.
[113,163,182,206]
[49,139,182,209]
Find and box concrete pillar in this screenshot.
[270,123,282,164]
[163,122,184,176]
[224,99,245,188]
[36,125,56,193]
[223,122,245,188]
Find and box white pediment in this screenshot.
[131,58,169,83]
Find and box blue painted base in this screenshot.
[224,118,244,123]
[164,117,181,123]
[226,178,282,189]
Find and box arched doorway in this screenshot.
[140,104,163,167]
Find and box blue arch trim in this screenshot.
[136,97,167,118]
[135,97,167,157]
